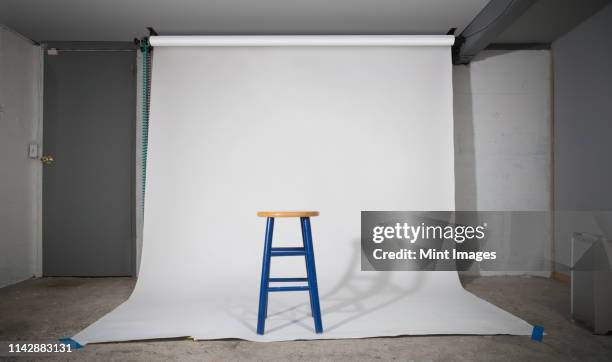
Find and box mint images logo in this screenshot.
[361,211,502,271]
[370,221,495,263]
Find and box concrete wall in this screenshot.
[0,25,42,287]
[453,49,552,276]
[552,3,612,274]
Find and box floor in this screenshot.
[0,276,610,361]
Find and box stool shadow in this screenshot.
[317,239,425,332]
[227,302,316,334]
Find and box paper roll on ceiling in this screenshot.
[74,35,532,344]
[148,35,455,47]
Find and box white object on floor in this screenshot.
[74,36,532,344]
[571,232,612,334]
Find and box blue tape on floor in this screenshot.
[531,325,544,342]
[59,338,83,349]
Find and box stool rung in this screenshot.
[269,277,308,282]
[271,247,305,256]
[268,286,310,292]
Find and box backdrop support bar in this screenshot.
[149,35,454,47]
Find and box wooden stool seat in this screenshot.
[257,211,319,218]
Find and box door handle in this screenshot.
[40,155,55,165]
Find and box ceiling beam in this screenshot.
[453,0,537,64]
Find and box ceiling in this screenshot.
[0,0,489,42]
[1,0,609,46]
[495,0,611,43]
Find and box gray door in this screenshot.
[43,49,136,276]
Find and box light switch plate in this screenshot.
[28,143,38,158]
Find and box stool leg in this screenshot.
[300,219,316,317]
[257,217,274,335]
[301,217,323,333]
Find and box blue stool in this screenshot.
[256,211,323,334]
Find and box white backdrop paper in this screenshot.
[74,36,532,344]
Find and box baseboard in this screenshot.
[551,271,571,284]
